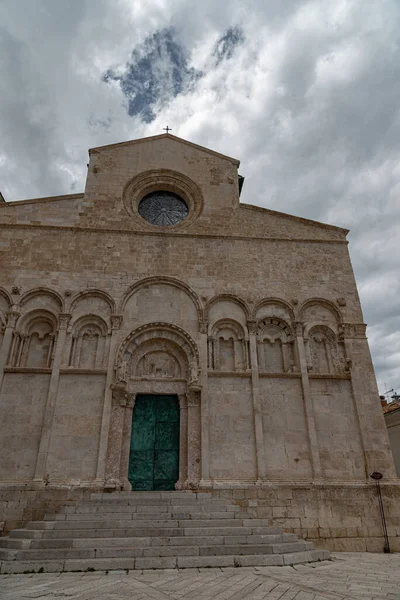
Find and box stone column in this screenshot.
[95,315,123,481]
[176,394,188,489]
[0,311,19,392]
[198,319,210,483]
[294,321,322,480]
[119,392,136,491]
[34,313,71,481]
[186,389,201,489]
[247,321,267,480]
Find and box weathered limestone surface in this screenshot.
[0,133,398,551]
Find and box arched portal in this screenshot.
[104,323,201,492]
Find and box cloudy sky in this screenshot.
[0,0,399,394]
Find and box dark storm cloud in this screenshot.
[213,27,245,65]
[103,28,202,123]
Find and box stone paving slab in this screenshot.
[1,553,400,599]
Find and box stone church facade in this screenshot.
[0,133,399,552]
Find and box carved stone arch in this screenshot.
[0,287,12,308]
[71,314,109,336]
[307,324,345,374]
[301,298,343,337]
[119,276,204,321]
[209,318,249,372]
[0,288,11,339]
[211,318,246,340]
[257,316,293,343]
[69,314,109,369]
[11,309,57,368]
[205,294,250,322]
[18,309,58,335]
[116,322,200,386]
[256,316,297,374]
[252,298,295,322]
[20,288,64,312]
[122,168,204,231]
[69,289,116,315]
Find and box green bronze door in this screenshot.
[129,395,180,491]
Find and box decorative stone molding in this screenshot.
[339,323,367,339]
[337,297,346,307]
[11,286,21,295]
[58,313,72,330]
[294,321,304,337]
[247,320,258,335]
[111,384,136,407]
[122,169,204,231]
[198,319,208,334]
[6,311,20,329]
[116,322,200,371]
[110,315,123,330]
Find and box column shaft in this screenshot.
[295,323,322,479]
[248,330,267,480]
[0,312,19,392]
[34,314,71,480]
[96,316,122,481]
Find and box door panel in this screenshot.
[129,395,179,491]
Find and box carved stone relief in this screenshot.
[308,325,345,374]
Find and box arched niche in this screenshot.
[20,288,63,315]
[116,322,200,387]
[301,299,342,336]
[120,277,202,335]
[253,298,295,324]
[256,317,296,373]
[206,294,249,332]
[69,290,115,321]
[209,319,249,372]
[68,314,109,370]
[307,324,346,375]
[10,309,57,368]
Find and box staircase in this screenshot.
[0,491,330,573]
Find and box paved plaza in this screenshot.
[1,553,400,600]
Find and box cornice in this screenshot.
[0,223,348,244]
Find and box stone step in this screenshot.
[62,502,239,513]
[0,549,331,574]
[9,529,44,539]
[35,525,281,539]
[13,540,312,561]
[35,518,272,530]
[28,533,297,550]
[90,492,205,500]
[45,511,243,521]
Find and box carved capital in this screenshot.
[110,315,123,330]
[247,320,258,335]
[339,323,367,339]
[58,313,72,330]
[198,319,208,335]
[6,311,20,329]
[111,384,136,407]
[294,321,304,337]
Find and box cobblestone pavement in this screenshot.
[1,553,400,600]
